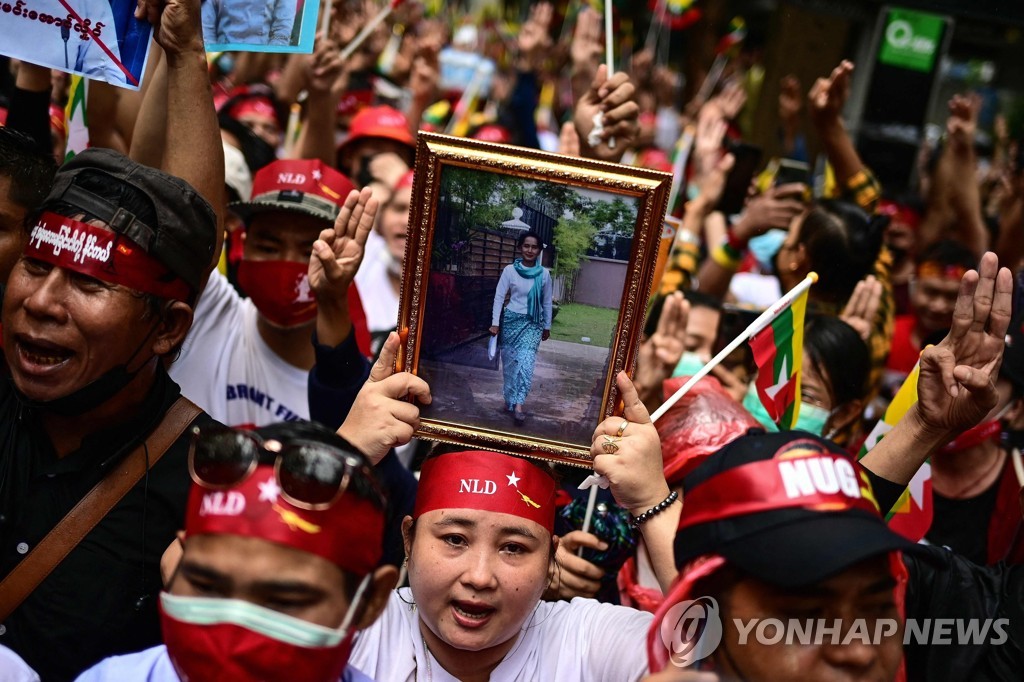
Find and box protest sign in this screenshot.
[202,0,320,53]
[0,0,151,89]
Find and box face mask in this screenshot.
[237,260,318,328]
[673,351,707,378]
[15,318,161,416]
[748,229,788,274]
[160,576,370,682]
[742,384,832,436]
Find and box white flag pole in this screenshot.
[604,0,616,150]
[649,271,818,424]
[340,0,404,63]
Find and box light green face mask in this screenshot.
[160,575,370,648]
[673,351,708,378]
[741,383,832,436]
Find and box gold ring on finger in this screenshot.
[615,420,629,437]
[601,435,621,454]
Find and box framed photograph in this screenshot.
[398,133,671,467]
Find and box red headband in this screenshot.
[878,200,921,230]
[679,451,881,531]
[186,465,384,575]
[393,170,415,192]
[25,212,191,301]
[414,451,557,533]
[917,261,968,281]
[229,98,279,125]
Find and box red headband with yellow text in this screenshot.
[25,212,192,301]
[186,465,385,575]
[414,451,557,533]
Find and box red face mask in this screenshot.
[237,260,317,328]
[160,591,361,682]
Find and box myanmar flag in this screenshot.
[859,362,933,541]
[716,16,747,55]
[748,284,808,430]
[64,76,89,162]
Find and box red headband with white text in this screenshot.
[414,451,557,533]
[679,449,881,531]
[186,464,385,575]
[25,212,192,301]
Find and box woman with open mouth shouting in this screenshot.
[348,372,680,681]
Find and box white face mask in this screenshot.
[161,573,371,648]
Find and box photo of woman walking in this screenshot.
[490,230,553,425]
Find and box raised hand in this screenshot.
[634,292,690,411]
[947,93,981,156]
[570,6,603,70]
[308,187,377,304]
[517,1,553,72]
[592,372,669,516]
[337,332,432,463]
[915,252,1013,437]
[840,275,882,342]
[731,183,806,242]
[778,74,802,127]
[575,65,640,163]
[135,0,204,57]
[307,32,344,94]
[808,60,853,127]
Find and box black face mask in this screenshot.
[15,318,161,417]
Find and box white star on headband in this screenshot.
[506,471,521,487]
[258,477,281,503]
[312,168,323,181]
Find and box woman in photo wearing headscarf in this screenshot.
[489,230,552,426]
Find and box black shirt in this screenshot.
[927,477,1001,566]
[0,368,216,681]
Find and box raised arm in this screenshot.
[809,61,870,198]
[593,373,680,593]
[861,252,1012,487]
[917,95,988,257]
[137,0,226,247]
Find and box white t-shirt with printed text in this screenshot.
[170,271,308,428]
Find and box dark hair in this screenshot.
[803,315,870,408]
[0,127,57,214]
[517,230,543,249]
[798,200,885,304]
[253,421,386,512]
[914,238,977,271]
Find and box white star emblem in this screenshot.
[312,168,323,181]
[764,357,792,402]
[506,471,521,487]
[258,477,281,503]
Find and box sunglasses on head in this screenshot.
[188,425,384,511]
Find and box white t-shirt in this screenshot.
[74,644,373,682]
[349,588,652,681]
[729,272,781,309]
[354,231,401,335]
[0,645,38,682]
[170,271,309,428]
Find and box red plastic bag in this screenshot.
[656,375,759,485]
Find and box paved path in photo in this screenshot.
[420,338,612,445]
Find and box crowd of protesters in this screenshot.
[0,0,1023,680]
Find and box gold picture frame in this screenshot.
[397,132,671,467]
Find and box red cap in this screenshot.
[414,451,557,533]
[231,159,355,224]
[186,464,385,574]
[337,106,416,169]
[636,148,673,173]
[472,124,512,144]
[228,96,280,127]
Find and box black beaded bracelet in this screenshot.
[631,490,679,530]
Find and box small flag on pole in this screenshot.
[716,16,746,54]
[748,279,809,430]
[64,75,89,162]
[859,361,933,541]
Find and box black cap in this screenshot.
[675,431,917,588]
[43,148,216,296]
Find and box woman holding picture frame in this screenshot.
[489,230,553,426]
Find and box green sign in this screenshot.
[878,8,944,73]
